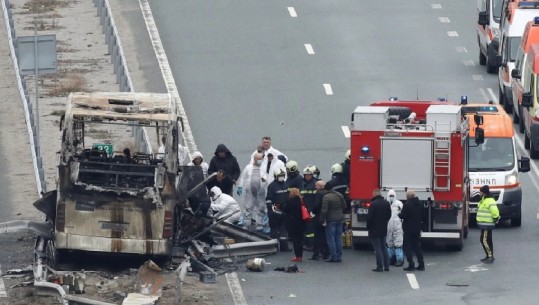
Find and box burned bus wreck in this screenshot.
[36,92,181,260]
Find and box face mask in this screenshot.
[277,176,285,182]
[389,196,395,203]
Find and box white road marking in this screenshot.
[341,126,350,138]
[447,31,459,37]
[465,264,488,272]
[486,88,497,102]
[479,87,489,101]
[456,46,468,53]
[472,75,484,81]
[0,266,7,297]
[406,273,420,289]
[463,60,475,66]
[439,17,450,23]
[431,4,443,9]
[226,272,248,305]
[288,7,297,17]
[323,84,333,95]
[304,43,315,55]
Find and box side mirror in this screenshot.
[519,156,531,173]
[474,114,483,126]
[522,92,533,108]
[475,127,485,145]
[511,69,521,79]
[478,11,489,26]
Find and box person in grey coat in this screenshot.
[320,184,346,263]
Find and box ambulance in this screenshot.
[497,1,539,113]
[520,43,539,158]
[478,0,505,73]
[511,17,539,131]
[462,103,530,227]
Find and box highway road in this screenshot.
[144,0,539,304]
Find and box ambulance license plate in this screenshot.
[357,208,368,215]
[469,207,477,213]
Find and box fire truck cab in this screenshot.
[349,101,473,250]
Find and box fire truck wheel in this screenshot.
[511,217,522,227]
[387,107,412,121]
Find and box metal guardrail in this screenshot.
[1,0,46,195]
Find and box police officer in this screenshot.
[266,168,289,238]
[476,185,499,264]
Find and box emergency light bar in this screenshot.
[519,2,539,9]
[535,16,539,24]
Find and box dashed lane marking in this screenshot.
[456,46,468,53]
[0,266,7,297]
[226,272,247,305]
[406,273,420,289]
[479,87,489,101]
[463,60,475,66]
[486,88,497,102]
[447,31,459,37]
[341,126,350,138]
[472,75,484,81]
[439,17,450,23]
[288,7,297,17]
[304,43,315,55]
[323,84,333,95]
[431,4,443,9]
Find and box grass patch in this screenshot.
[24,0,69,13]
[48,73,86,97]
[50,110,65,116]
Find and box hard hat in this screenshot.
[311,165,320,177]
[286,160,299,173]
[345,149,351,161]
[331,163,343,175]
[273,168,286,178]
[303,166,314,175]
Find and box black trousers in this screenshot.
[312,223,328,258]
[403,232,424,266]
[480,229,494,258]
[289,230,304,258]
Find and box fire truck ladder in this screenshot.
[433,123,451,191]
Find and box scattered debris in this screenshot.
[122,293,160,305]
[446,282,470,287]
[246,258,266,272]
[135,260,164,297]
[199,271,216,283]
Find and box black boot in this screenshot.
[416,262,425,271]
[403,263,415,271]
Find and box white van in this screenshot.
[478,0,504,73]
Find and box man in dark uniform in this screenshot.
[367,188,392,272]
[265,168,289,239]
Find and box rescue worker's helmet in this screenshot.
[286,160,299,174]
[345,149,351,161]
[331,163,343,175]
[303,166,314,175]
[274,168,286,178]
[311,165,320,177]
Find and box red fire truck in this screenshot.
[349,100,476,250]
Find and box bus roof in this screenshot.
[66,92,177,123]
[465,104,514,137]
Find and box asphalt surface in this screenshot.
[146,0,539,304]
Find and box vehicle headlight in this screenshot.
[505,173,517,185]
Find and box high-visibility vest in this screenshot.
[476,196,499,223]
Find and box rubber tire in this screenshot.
[479,48,487,66]
[513,109,519,123]
[486,55,497,74]
[388,107,412,121]
[519,108,525,134]
[499,87,505,106]
[511,217,522,227]
[463,225,469,239]
[530,136,539,159]
[525,132,531,149]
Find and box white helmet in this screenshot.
[303,166,314,175]
[331,163,343,175]
[209,186,222,201]
[274,168,286,178]
[345,149,351,161]
[286,160,299,173]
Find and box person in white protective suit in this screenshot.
[260,152,286,188]
[209,186,241,224]
[386,189,404,266]
[236,153,268,231]
[188,151,209,179]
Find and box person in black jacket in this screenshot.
[310,180,329,260]
[399,190,425,271]
[367,188,392,272]
[285,160,303,189]
[266,168,289,238]
[326,163,350,213]
[206,170,235,196]
[208,144,241,194]
[283,188,306,262]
